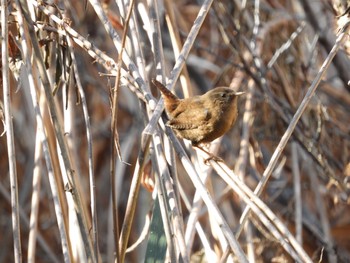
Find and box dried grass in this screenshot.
[1,0,350,262]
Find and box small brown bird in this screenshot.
[152,79,244,147]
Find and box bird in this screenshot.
[152,79,244,149]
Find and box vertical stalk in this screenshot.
[1,0,22,261]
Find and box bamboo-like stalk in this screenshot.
[118,5,159,260]
[234,79,255,262]
[180,169,217,261]
[17,0,96,261]
[119,136,151,259]
[152,151,177,263]
[300,0,350,89]
[0,181,61,262]
[150,0,185,237]
[2,0,348,261]
[27,132,43,263]
[167,132,248,262]
[236,17,350,238]
[184,161,214,254]
[153,132,189,262]
[144,0,215,135]
[88,0,154,104]
[148,0,189,261]
[307,164,337,263]
[65,32,100,261]
[209,159,313,263]
[1,0,22,262]
[291,143,302,244]
[164,0,193,97]
[15,0,73,261]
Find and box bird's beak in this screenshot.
[234,91,246,96]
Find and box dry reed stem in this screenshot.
[2,0,22,261]
[2,0,350,262]
[18,0,96,261]
[237,18,350,239]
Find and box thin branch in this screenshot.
[88,0,154,104]
[291,143,302,244]
[18,0,96,261]
[0,181,60,263]
[208,160,313,263]
[153,154,177,263]
[65,33,99,261]
[118,135,151,262]
[144,0,215,135]
[27,132,43,263]
[111,0,136,261]
[234,79,256,262]
[267,21,306,69]
[15,0,72,261]
[164,0,193,97]
[300,0,350,89]
[307,164,336,263]
[179,177,217,262]
[2,0,22,260]
[168,131,248,262]
[236,17,350,239]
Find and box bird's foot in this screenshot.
[204,154,224,164]
[194,145,224,164]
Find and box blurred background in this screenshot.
[1,0,350,262]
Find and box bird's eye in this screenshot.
[220,92,227,98]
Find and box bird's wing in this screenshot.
[168,103,210,130]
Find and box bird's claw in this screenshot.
[204,154,224,164]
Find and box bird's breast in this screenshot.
[213,103,238,130]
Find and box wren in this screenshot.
[152,79,244,147]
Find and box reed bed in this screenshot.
[1,0,350,262]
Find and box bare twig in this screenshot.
[267,22,306,69]
[111,0,135,261]
[300,0,350,89]
[0,182,60,263]
[164,0,193,97]
[14,3,72,259]
[27,133,43,263]
[237,17,350,239]
[144,0,215,135]
[89,0,154,105]
[168,131,249,262]
[208,159,313,263]
[307,164,336,263]
[118,133,150,262]
[18,0,96,261]
[234,79,255,262]
[291,143,302,244]
[1,0,22,261]
[65,32,99,261]
[153,131,189,262]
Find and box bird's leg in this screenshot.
[194,144,223,164]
